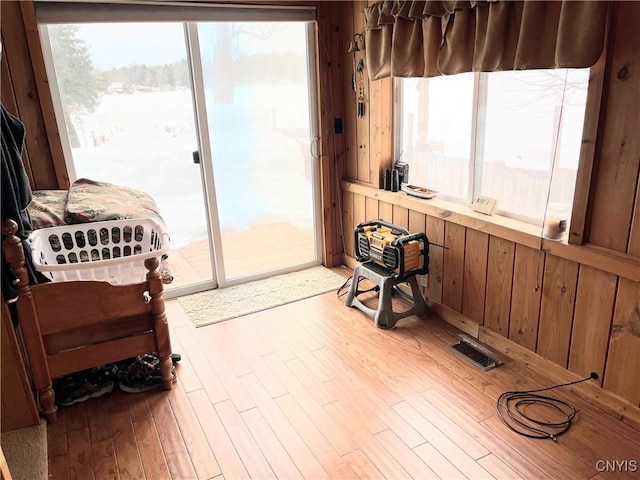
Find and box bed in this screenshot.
[1,179,175,423]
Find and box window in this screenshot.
[396,68,589,225]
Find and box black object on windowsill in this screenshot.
[383,168,400,192]
[384,169,392,190]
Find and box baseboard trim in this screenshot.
[425,300,480,339]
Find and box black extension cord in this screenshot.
[496,372,598,442]
[336,275,351,297]
[336,275,379,298]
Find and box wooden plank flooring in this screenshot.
[48,268,640,479]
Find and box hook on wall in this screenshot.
[347,33,364,53]
[347,33,366,118]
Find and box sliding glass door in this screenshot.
[39,7,320,294]
[42,22,216,295]
[190,21,320,284]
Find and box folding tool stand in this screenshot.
[345,261,428,329]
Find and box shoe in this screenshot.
[54,365,117,407]
[118,357,177,393]
[117,352,181,371]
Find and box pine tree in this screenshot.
[48,25,105,147]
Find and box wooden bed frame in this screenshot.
[1,219,173,423]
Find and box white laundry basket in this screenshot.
[28,218,170,285]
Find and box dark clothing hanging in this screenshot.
[1,103,38,304]
[1,103,33,238]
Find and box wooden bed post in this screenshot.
[144,257,173,389]
[1,220,57,423]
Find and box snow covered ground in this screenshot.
[70,87,314,250]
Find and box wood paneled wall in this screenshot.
[314,2,346,266]
[1,0,69,190]
[340,1,640,411]
[340,1,392,188]
[587,2,640,253]
[342,187,640,410]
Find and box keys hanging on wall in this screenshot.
[355,59,366,118]
[357,93,365,117]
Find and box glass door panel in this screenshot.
[195,22,319,282]
[43,23,215,294]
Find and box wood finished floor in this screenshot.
[47,269,640,479]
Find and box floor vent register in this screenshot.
[450,334,502,371]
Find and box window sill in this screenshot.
[342,181,542,249]
[341,181,640,281]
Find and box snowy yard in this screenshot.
[70,87,314,250]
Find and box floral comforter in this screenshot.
[27,178,173,284]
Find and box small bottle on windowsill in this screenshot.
[543,203,569,241]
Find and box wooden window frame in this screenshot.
[567,26,611,246]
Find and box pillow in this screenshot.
[65,178,165,227]
[27,190,68,229]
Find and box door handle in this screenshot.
[310,136,320,159]
[192,151,200,164]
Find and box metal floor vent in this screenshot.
[450,335,502,371]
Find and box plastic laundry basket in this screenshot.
[28,218,170,285]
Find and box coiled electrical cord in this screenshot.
[496,372,598,442]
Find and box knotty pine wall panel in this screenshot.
[341,2,358,182]
[537,254,579,368]
[342,190,354,258]
[368,72,393,188]
[340,1,392,187]
[508,245,544,351]
[425,216,445,303]
[408,210,425,236]
[483,237,515,337]
[1,1,65,189]
[441,222,466,313]
[378,201,393,223]
[587,2,640,253]
[461,229,488,325]
[392,205,409,231]
[353,2,370,184]
[365,197,379,221]
[317,2,346,266]
[603,278,640,405]
[568,265,618,382]
[353,193,366,231]
[408,211,427,296]
[1,50,36,188]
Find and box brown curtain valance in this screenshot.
[364,1,608,80]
